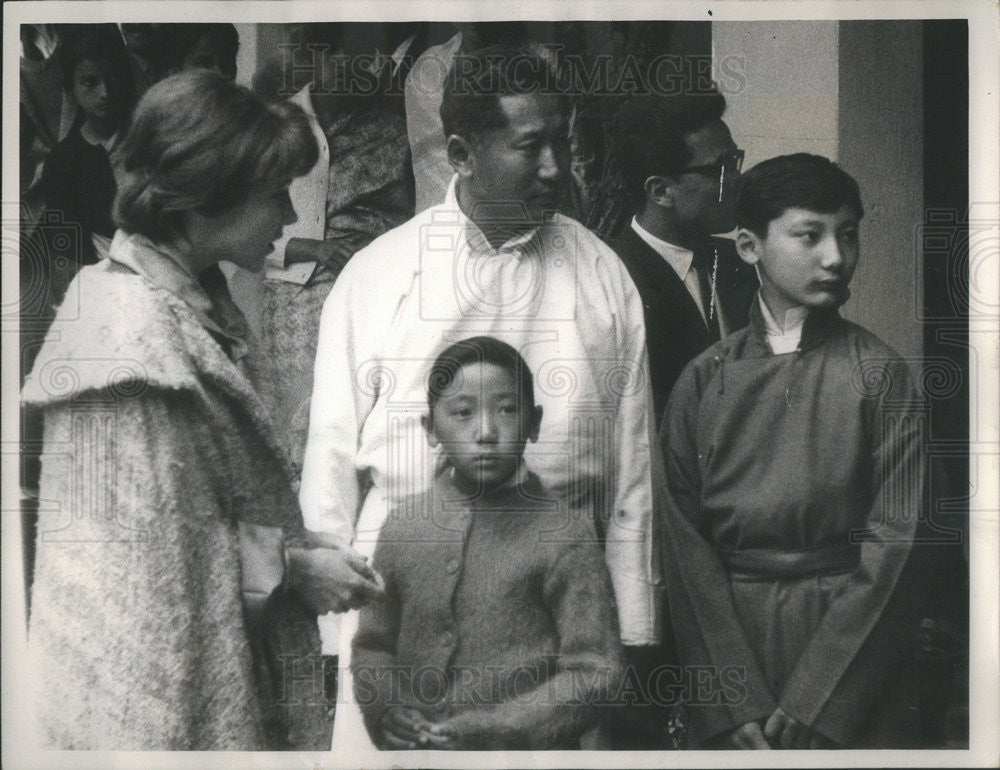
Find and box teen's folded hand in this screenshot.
[723,720,771,749]
[764,707,833,749]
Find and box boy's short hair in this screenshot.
[114,70,318,244]
[613,89,728,209]
[439,42,567,142]
[427,336,535,412]
[736,153,864,238]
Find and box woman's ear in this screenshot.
[421,413,439,448]
[735,228,761,266]
[446,134,475,177]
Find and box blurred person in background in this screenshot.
[248,22,414,482]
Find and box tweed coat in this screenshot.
[21,257,329,750]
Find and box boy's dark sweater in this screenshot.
[352,468,625,750]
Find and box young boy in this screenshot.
[660,154,923,749]
[352,336,625,750]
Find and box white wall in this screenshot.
[838,21,924,360]
[714,21,840,169]
[713,20,924,360]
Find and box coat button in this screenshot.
[446,559,459,574]
[441,630,455,646]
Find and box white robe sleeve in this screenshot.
[299,251,393,545]
[594,242,664,646]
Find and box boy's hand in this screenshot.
[380,707,438,750]
[764,707,834,749]
[424,712,491,750]
[722,720,771,749]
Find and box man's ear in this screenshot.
[420,413,439,448]
[735,228,762,266]
[446,134,475,178]
[643,175,675,209]
[527,404,543,443]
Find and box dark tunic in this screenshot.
[352,469,625,750]
[659,301,924,747]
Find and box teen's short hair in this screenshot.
[427,336,535,412]
[114,70,318,244]
[439,42,567,142]
[613,89,728,209]
[736,153,865,238]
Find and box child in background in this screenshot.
[660,153,923,749]
[41,25,134,281]
[352,336,624,750]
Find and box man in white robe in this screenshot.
[300,43,663,752]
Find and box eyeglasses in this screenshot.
[678,148,745,202]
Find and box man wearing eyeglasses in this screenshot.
[603,88,758,750]
[609,89,758,426]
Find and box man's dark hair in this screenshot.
[427,336,535,412]
[613,89,728,209]
[736,153,864,238]
[165,24,240,80]
[439,42,566,141]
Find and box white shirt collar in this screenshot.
[758,294,809,353]
[630,216,694,281]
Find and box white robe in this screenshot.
[300,176,663,752]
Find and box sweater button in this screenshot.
[446,559,459,574]
[441,630,455,646]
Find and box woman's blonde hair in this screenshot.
[114,70,318,243]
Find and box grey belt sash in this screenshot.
[719,543,861,580]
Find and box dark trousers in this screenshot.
[609,643,686,749]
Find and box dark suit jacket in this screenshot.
[609,226,758,425]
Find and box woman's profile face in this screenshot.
[184,186,297,272]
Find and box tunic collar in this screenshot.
[758,295,809,354]
[445,175,544,257]
[747,292,842,355]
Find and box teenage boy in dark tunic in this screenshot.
[606,88,758,750]
[660,154,923,749]
[610,91,758,425]
[352,337,624,750]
